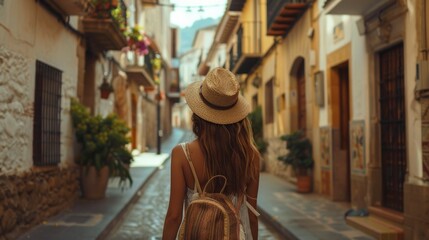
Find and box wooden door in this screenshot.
[379,43,406,212]
[297,63,306,131]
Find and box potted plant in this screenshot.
[277,131,313,193]
[70,98,133,199]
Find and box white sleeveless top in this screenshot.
[180,143,259,240]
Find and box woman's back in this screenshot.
[181,140,209,190]
[180,141,255,240]
[162,68,260,240]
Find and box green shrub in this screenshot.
[277,131,313,175]
[70,98,133,187]
[248,106,267,154]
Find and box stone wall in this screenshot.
[262,137,292,180]
[0,45,33,174]
[0,167,80,239]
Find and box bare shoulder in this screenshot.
[170,144,186,166]
[171,144,185,158]
[186,139,200,149]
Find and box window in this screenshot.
[265,79,274,124]
[33,61,62,166]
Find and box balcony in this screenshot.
[124,51,156,89]
[141,0,159,7]
[324,0,394,15]
[227,0,246,11]
[231,22,262,75]
[42,0,90,16]
[81,0,127,51]
[216,12,241,44]
[267,0,312,36]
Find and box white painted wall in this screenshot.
[209,44,227,69]
[198,29,216,61]
[320,14,369,123]
[318,13,328,127]
[350,16,369,121]
[405,0,423,183]
[143,2,172,62]
[179,49,202,87]
[0,1,80,174]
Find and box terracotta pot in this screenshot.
[296,175,311,193]
[81,166,109,200]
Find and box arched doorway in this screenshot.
[290,57,306,132]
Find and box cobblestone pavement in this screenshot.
[107,158,283,240]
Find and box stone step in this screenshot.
[346,215,404,240]
[368,206,404,228]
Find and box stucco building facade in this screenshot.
[0,0,175,237]
[203,0,429,238]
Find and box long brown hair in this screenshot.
[192,113,260,196]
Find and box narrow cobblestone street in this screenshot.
[107,131,283,240]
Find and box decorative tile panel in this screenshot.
[320,127,332,170]
[350,120,366,175]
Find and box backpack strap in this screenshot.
[203,175,227,194]
[243,186,260,217]
[180,143,203,193]
[245,197,260,217]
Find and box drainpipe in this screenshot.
[157,86,161,154]
[420,0,428,60]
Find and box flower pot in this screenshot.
[296,175,311,193]
[81,166,109,200]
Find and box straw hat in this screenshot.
[184,67,250,124]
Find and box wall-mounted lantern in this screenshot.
[99,58,113,99]
[99,77,113,99]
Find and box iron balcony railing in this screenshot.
[228,21,263,74]
[236,21,262,60]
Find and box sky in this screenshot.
[169,0,227,28]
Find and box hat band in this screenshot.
[199,85,238,110]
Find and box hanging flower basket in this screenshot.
[123,26,150,55]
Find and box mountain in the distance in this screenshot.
[178,17,219,55]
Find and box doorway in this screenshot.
[331,61,351,201]
[297,63,306,132]
[290,57,306,133]
[379,43,406,212]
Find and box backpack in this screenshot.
[178,143,245,240]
